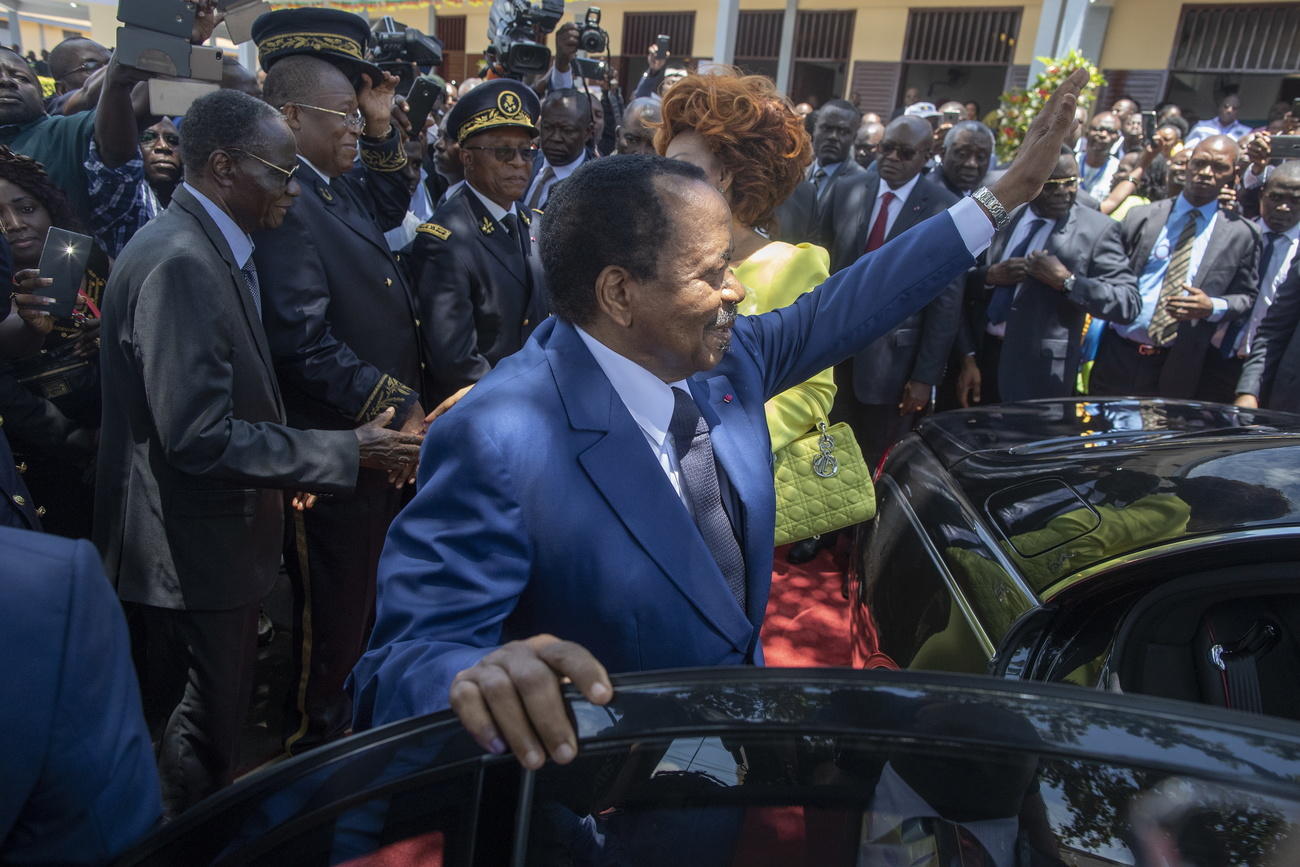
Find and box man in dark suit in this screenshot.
[773,100,867,244]
[819,115,963,462]
[958,152,1141,404]
[1090,136,1260,399]
[94,89,421,814]
[413,80,548,404]
[349,68,1089,772]
[523,88,593,212]
[0,526,161,863]
[935,120,996,199]
[250,9,432,756]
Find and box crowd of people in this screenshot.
[1,2,1297,860]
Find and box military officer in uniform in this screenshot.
[250,8,431,755]
[0,424,40,529]
[412,79,548,403]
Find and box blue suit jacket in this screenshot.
[0,527,160,863]
[351,208,975,729]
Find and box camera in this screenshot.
[578,7,607,54]
[370,16,444,88]
[488,0,564,77]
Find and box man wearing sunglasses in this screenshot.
[956,150,1140,405]
[248,8,434,759]
[411,77,549,405]
[817,114,965,465]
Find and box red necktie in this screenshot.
[865,191,896,252]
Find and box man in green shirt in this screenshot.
[0,44,179,227]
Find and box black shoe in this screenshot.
[787,537,821,564]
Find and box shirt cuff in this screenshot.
[550,66,574,90]
[949,195,996,258]
[1208,296,1228,321]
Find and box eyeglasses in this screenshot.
[57,58,106,80]
[878,141,919,161]
[284,102,365,132]
[140,129,180,147]
[1041,176,1079,188]
[226,147,299,188]
[462,144,540,163]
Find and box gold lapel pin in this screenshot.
[480,216,496,235]
[317,182,334,203]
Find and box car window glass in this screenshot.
[524,732,1300,865]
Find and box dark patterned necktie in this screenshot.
[240,261,262,319]
[986,218,1046,325]
[1148,209,1201,347]
[669,387,746,610]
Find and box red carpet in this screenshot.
[761,543,854,667]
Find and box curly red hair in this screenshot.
[654,71,812,231]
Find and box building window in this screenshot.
[903,8,1022,66]
[435,15,467,82]
[619,11,695,98]
[1170,3,1300,72]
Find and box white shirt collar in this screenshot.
[181,181,254,268]
[574,325,686,450]
[466,181,518,224]
[1255,217,1300,244]
[877,171,922,203]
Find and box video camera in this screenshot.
[370,16,444,90]
[488,0,564,77]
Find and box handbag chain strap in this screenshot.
[812,420,839,478]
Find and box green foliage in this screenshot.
[994,50,1107,164]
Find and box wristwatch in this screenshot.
[973,186,1011,230]
[1062,274,1077,294]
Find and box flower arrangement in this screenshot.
[993,50,1106,164]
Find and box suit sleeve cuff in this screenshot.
[357,375,419,425]
[949,196,995,258]
[360,128,407,173]
[1208,296,1229,322]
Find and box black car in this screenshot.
[119,668,1300,866]
[853,398,1300,721]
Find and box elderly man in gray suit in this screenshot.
[819,114,963,463]
[1089,135,1259,400]
[94,89,422,815]
[958,150,1141,404]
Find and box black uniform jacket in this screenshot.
[411,185,548,403]
[253,130,428,430]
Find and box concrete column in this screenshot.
[775,0,797,96]
[1027,0,1065,82]
[713,0,739,66]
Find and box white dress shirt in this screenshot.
[466,181,520,229]
[1077,153,1120,199]
[984,211,1055,339]
[1185,118,1252,147]
[865,172,923,242]
[524,149,588,211]
[575,325,691,507]
[1233,218,1300,356]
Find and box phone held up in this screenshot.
[36,227,97,319]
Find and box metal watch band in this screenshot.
[973,186,1011,230]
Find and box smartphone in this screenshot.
[1141,110,1157,145]
[147,78,218,117]
[654,34,671,57]
[404,74,446,137]
[36,228,94,319]
[1272,135,1300,159]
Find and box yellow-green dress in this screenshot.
[732,241,837,453]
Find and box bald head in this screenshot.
[618,97,660,156]
[1183,135,1239,206]
[48,37,108,93]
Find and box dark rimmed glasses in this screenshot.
[227,148,299,188]
[462,144,540,163]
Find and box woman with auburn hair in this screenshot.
[656,72,845,588]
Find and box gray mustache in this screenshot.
[712,306,737,329]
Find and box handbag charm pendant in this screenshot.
[812,421,839,478]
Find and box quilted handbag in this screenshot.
[772,420,875,546]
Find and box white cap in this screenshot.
[904,101,940,119]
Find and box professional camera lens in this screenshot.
[579,28,607,53]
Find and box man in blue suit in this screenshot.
[350,70,1088,770]
[0,526,161,862]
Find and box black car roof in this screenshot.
[915,399,1300,591]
